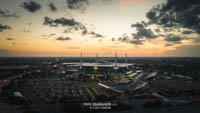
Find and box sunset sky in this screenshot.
[0,0,200,57]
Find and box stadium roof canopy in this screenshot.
[62,62,134,68]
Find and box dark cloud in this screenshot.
[111,38,115,41]
[44,16,79,27]
[66,0,89,10]
[118,34,129,42]
[164,34,183,44]
[81,29,88,35]
[182,30,195,34]
[0,24,11,32]
[63,30,68,33]
[56,36,71,41]
[155,28,160,33]
[89,31,95,35]
[78,24,88,33]
[43,17,97,37]
[164,28,174,32]
[146,0,200,34]
[43,16,88,35]
[50,33,56,36]
[166,45,200,57]
[78,24,88,35]
[158,34,166,37]
[0,49,11,56]
[90,31,103,38]
[23,29,30,33]
[118,33,143,45]
[95,33,103,38]
[41,33,56,37]
[129,39,143,45]
[21,1,41,13]
[131,23,157,39]
[0,9,19,18]
[6,38,14,40]
[49,2,57,11]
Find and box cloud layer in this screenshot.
[146,0,200,34]
[0,9,19,18]
[0,24,11,32]
[66,0,89,10]
[56,36,71,41]
[49,2,57,11]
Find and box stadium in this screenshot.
[62,53,134,74]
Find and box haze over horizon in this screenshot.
[0,0,200,57]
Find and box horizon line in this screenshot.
[1,56,200,58]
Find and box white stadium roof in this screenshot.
[62,62,134,67]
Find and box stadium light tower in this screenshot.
[96,53,98,63]
[80,52,82,69]
[125,53,127,63]
[114,53,119,70]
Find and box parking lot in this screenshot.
[23,76,115,104]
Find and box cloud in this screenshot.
[182,30,195,34]
[0,49,11,56]
[81,29,88,35]
[43,17,103,38]
[89,31,103,38]
[111,38,115,41]
[56,36,71,41]
[49,33,56,36]
[129,39,143,45]
[94,33,103,38]
[166,45,200,56]
[0,9,19,18]
[0,24,11,32]
[21,1,41,13]
[6,38,14,40]
[49,2,57,11]
[66,0,89,10]
[44,16,79,27]
[154,28,160,33]
[131,23,157,39]
[23,29,30,33]
[164,34,183,44]
[146,0,200,34]
[41,33,56,38]
[118,33,143,45]
[43,16,104,38]
[118,34,129,42]
[43,16,88,34]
